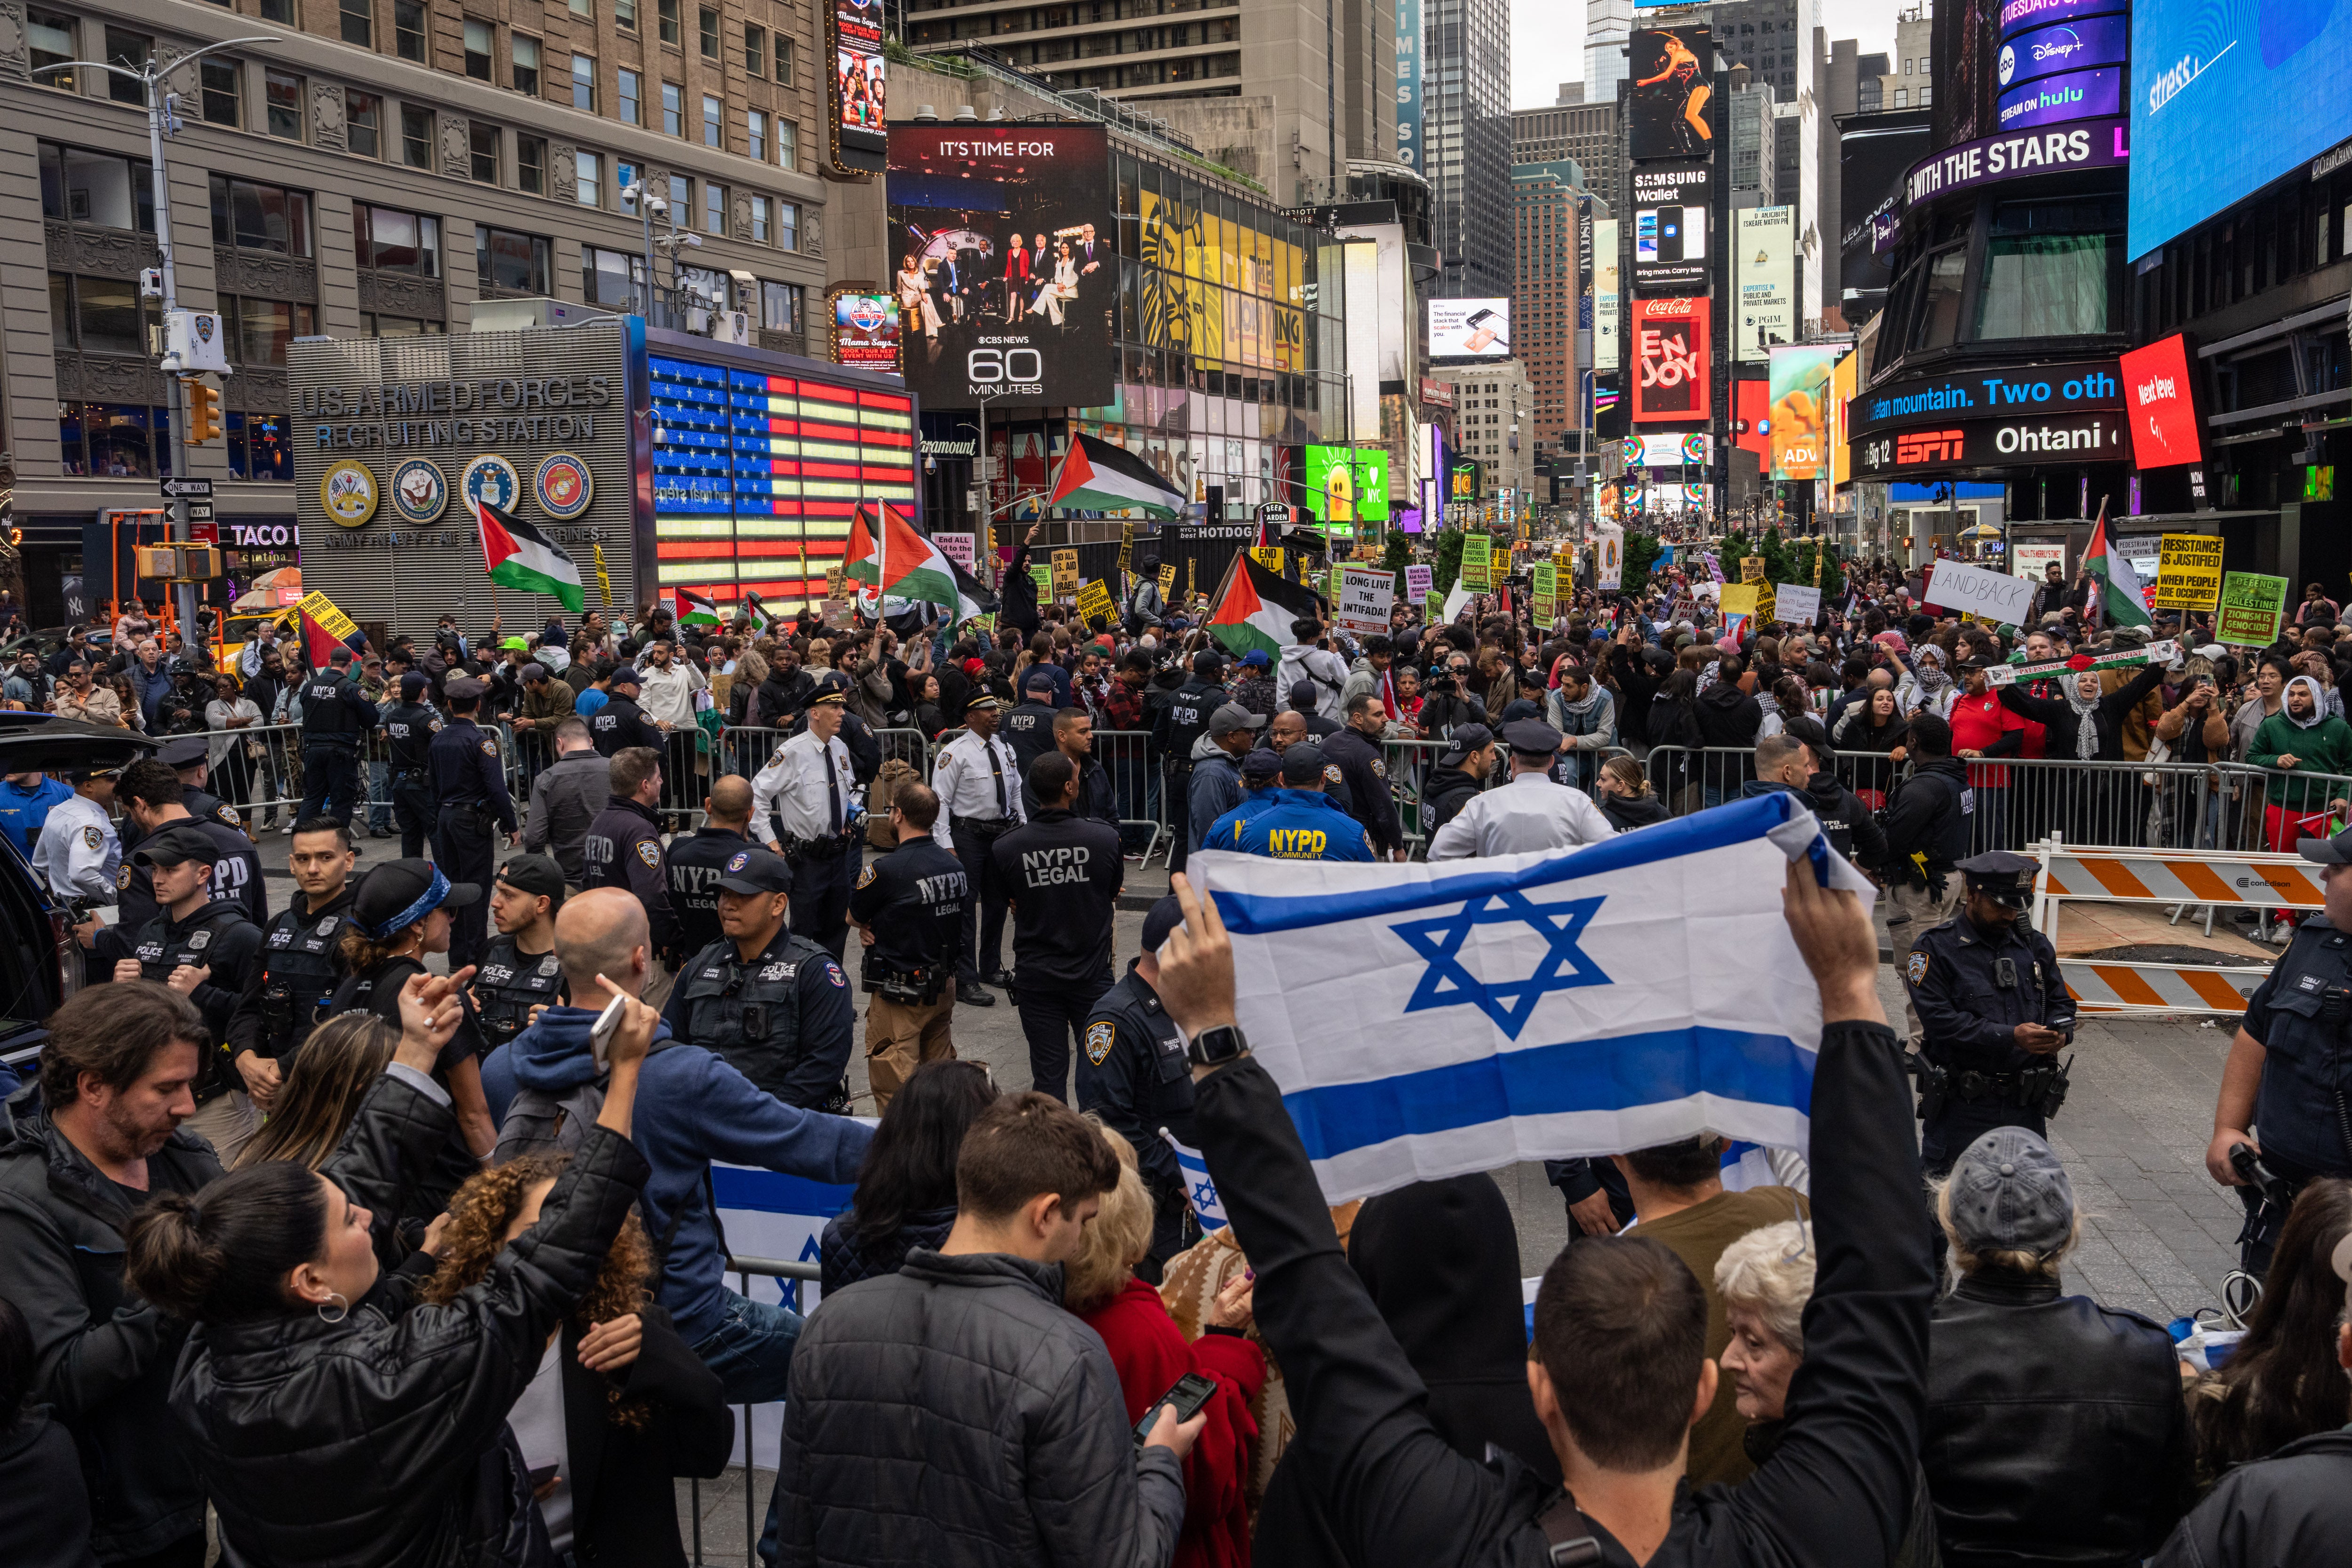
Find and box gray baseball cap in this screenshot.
[1209,701,1267,735]
[1945,1127,2074,1253]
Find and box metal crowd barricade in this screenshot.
[1383,737,1451,855]
[207,720,307,829]
[1089,728,1165,864]
[689,1254,824,1568]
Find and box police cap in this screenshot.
[154,734,211,770]
[1956,850,2037,905]
[715,844,795,896]
[399,671,430,699]
[606,667,643,690]
[962,693,1003,713]
[444,676,487,701]
[1140,893,1187,953]
[1240,747,1282,783]
[1438,722,1494,765]
[1279,741,1328,787]
[806,678,848,707]
[1502,718,1563,758]
[494,853,567,908]
[2299,825,2352,865]
[133,822,222,868]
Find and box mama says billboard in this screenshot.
[1631,298,1710,425]
[886,124,1115,411]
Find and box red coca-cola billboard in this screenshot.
[1632,297,1710,425]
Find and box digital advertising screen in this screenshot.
[1629,163,1713,295]
[1429,298,1513,358]
[885,123,1115,411]
[829,0,886,174]
[1995,66,2121,132]
[1998,12,2128,90]
[1303,445,1390,526]
[1631,297,1710,425]
[1628,28,1716,162]
[2130,0,2352,258]
[2121,333,2202,469]
[829,290,899,371]
[1623,432,1712,467]
[1733,206,1794,362]
[1769,345,1844,481]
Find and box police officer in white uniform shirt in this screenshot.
[34,764,122,904]
[747,681,862,961]
[1426,718,1617,860]
[930,693,1028,1000]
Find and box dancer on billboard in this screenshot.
[1636,32,1713,151]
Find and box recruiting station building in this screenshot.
[289,314,917,629]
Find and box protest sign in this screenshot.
[296,590,360,645]
[1597,526,1624,591]
[2217,572,2288,645]
[1717,583,1758,617]
[1774,583,1821,626]
[1335,566,1394,637]
[932,532,975,571]
[1460,533,1494,591]
[1741,556,1766,583]
[1405,564,1435,601]
[1073,578,1117,628]
[2012,542,2066,583]
[1191,793,1869,1202]
[1531,562,1557,624]
[1158,563,1178,600]
[1250,547,1286,574]
[2153,533,2224,611]
[1116,521,1137,574]
[1050,549,1081,597]
[1030,562,1053,597]
[1921,559,2035,625]
[1987,640,2177,688]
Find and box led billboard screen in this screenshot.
[1629,163,1713,296]
[829,291,899,370]
[1429,297,1513,358]
[1995,65,2121,132]
[1998,13,2128,90]
[1769,345,1844,481]
[1733,206,1794,361]
[885,123,1115,411]
[2130,0,2352,257]
[1631,297,1710,425]
[2121,333,2202,469]
[1628,29,1716,162]
[1304,445,1390,526]
[829,0,886,174]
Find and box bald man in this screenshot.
[489,886,874,1408]
[666,773,760,956]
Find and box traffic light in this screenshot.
[186,379,221,446]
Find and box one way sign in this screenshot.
[159,477,215,499]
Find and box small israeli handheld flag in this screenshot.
[1192,793,1871,1204]
[1160,1129,1229,1231]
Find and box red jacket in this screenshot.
[1082,1277,1267,1568]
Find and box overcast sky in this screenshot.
[1511,0,1906,110]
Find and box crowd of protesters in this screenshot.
[3,545,2352,1568]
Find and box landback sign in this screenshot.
[1922,559,2037,624]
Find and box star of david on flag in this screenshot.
[1190,793,1875,1203]
[1161,1130,1228,1231]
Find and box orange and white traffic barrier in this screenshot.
[2059,958,2271,1015]
[2037,847,2324,912]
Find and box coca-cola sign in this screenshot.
[1632,297,1710,425]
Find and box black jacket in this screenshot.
[1878,756,1972,884]
[1422,764,1485,835]
[178,1074,651,1568]
[1601,790,1673,832]
[1803,770,1889,867]
[556,1305,733,1568]
[1997,663,2166,764]
[1694,682,1763,751]
[1002,543,1041,635]
[2149,1426,2352,1568]
[0,1095,222,1562]
[1924,1268,2193,1568]
[1191,1020,1933,1568]
[1323,726,1404,854]
[0,1407,97,1568]
[1607,646,1664,747]
[816,1202,956,1298]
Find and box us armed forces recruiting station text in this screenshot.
[298,376,617,452]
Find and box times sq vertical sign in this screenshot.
[1395,0,1423,175]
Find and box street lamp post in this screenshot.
[38,35,278,644]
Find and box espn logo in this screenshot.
[1896,428,1966,464]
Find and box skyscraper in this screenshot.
[1424,0,1512,299]
[1513,92,1625,219]
[1512,160,1594,462]
[1586,0,1635,107]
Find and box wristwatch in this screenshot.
[1185,1023,1250,1069]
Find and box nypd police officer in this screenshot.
[848,781,967,1111]
[297,644,381,825]
[113,755,269,933]
[428,676,518,972]
[994,752,1125,1102]
[667,773,759,956]
[748,679,861,962]
[225,816,359,1106]
[661,844,857,1111]
[1077,895,1199,1275]
[382,670,442,857]
[1227,743,1376,860]
[471,854,568,1052]
[589,665,666,756]
[584,744,685,994]
[2209,823,2352,1274]
[1902,850,2074,1177]
[1323,692,1407,860]
[1154,650,1227,874]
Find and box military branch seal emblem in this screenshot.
[321,459,381,528]
[534,453,594,521]
[390,458,450,525]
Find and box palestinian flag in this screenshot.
[1206,554,1321,660]
[475,497,585,612]
[741,591,773,637]
[2082,506,2152,629]
[884,557,1001,638]
[1048,432,1187,518]
[842,502,956,609]
[299,611,366,669]
[673,586,721,626]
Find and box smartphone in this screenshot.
[588,989,628,1073]
[1131,1371,1219,1446]
[526,1463,560,1490]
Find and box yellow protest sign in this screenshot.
[1051,549,1081,597]
[1250,547,1286,573]
[1741,556,1766,583]
[1158,563,1177,600]
[2154,533,2224,611]
[1116,522,1137,575]
[1073,578,1117,628]
[1756,581,1776,623]
[1718,583,1759,617]
[296,590,359,643]
[1460,533,1494,591]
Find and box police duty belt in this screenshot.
[1986,640,2178,689]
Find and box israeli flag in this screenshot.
[1161,1129,1229,1231]
[1719,1141,1812,1195]
[1192,794,1872,1204]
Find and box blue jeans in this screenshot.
[688,1287,803,1407]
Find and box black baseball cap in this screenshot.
[494,854,567,908]
[1241,747,1282,783]
[1280,741,1329,787]
[133,823,221,868]
[715,844,794,896]
[1437,722,1494,764]
[400,671,430,699]
[1140,893,1187,953]
[353,858,481,939]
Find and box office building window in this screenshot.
[619,68,641,124]
[744,23,766,76]
[226,411,293,481]
[662,81,683,136]
[699,6,719,57]
[777,118,797,170]
[401,105,433,167]
[666,172,689,218]
[265,70,302,141]
[572,53,596,111]
[28,10,75,90]
[198,57,240,125]
[361,314,446,337]
[518,134,546,194]
[1894,87,1907,105]
[104,28,149,105]
[50,272,154,356]
[260,0,293,23]
[228,296,316,366]
[761,280,801,333]
[473,122,504,185]
[749,194,769,242]
[778,199,797,251]
[615,0,635,29]
[357,206,441,275]
[477,226,552,294]
[775,35,794,86]
[396,0,427,61]
[618,160,640,209]
[60,402,172,478]
[584,246,641,308]
[570,0,593,15]
[659,0,680,44]
[465,20,494,80]
[748,110,767,161]
[209,176,313,255]
[704,182,727,235]
[340,0,372,47]
[703,94,722,148]
[576,150,601,206]
[40,143,157,232]
[512,34,540,95]
[346,90,382,157]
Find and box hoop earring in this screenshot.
[316,1290,349,1326]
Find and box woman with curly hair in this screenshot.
[2187,1178,2352,1486]
[234,1014,398,1170]
[422,1154,732,1567]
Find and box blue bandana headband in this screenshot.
[368,865,452,939]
